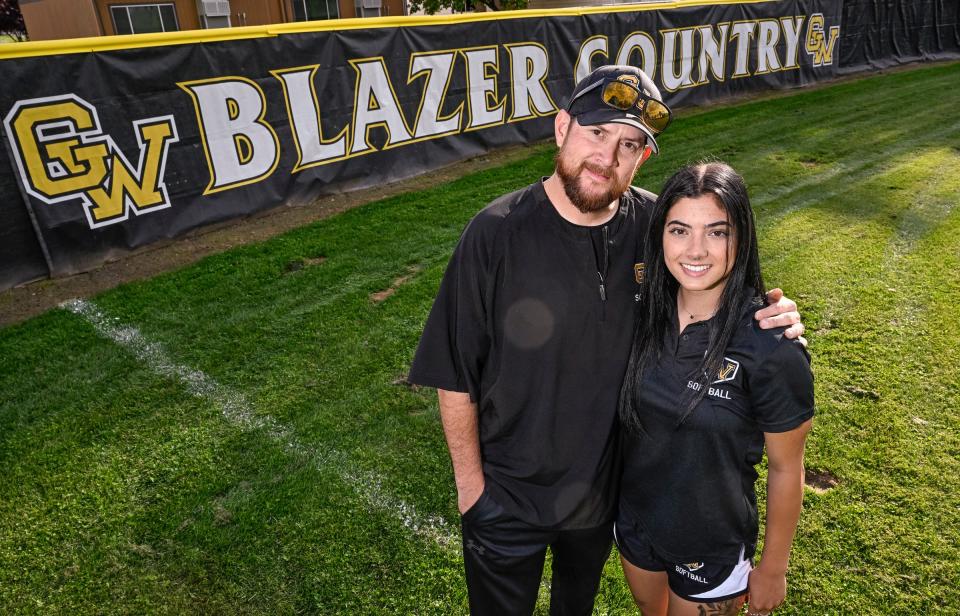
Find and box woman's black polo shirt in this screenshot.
[409,180,654,529]
[619,297,814,563]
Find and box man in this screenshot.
[408,65,803,615]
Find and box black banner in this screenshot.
[840,0,960,72]
[0,0,949,291]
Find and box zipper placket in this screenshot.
[597,225,610,321]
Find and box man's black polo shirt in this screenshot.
[409,180,654,529]
[619,296,814,563]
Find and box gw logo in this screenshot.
[805,13,840,67]
[3,94,178,229]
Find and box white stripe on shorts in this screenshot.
[688,545,752,600]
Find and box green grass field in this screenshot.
[2,61,959,614]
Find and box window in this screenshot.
[292,0,340,21]
[110,3,179,35]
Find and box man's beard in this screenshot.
[554,148,633,214]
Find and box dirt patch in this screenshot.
[0,143,541,328]
[370,265,423,303]
[212,501,234,526]
[128,543,158,557]
[391,374,420,392]
[844,385,881,401]
[804,468,839,493]
[284,255,327,274]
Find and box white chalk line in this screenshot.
[61,298,459,551]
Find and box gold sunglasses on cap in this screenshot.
[569,78,673,136]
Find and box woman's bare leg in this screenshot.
[620,555,669,616]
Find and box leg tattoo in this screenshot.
[696,599,741,616]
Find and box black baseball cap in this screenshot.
[566,65,669,154]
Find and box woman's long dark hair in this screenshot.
[619,161,766,431]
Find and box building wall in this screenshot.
[20,0,102,40]
[381,0,405,17]
[229,0,289,26]
[527,0,657,7]
[19,0,407,42]
[314,0,406,20]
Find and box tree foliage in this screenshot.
[408,0,527,16]
[0,0,27,42]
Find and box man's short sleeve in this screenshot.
[407,213,499,402]
[749,338,815,433]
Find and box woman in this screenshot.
[616,162,813,616]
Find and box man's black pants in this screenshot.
[460,489,613,616]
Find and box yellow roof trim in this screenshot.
[0,0,779,60]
